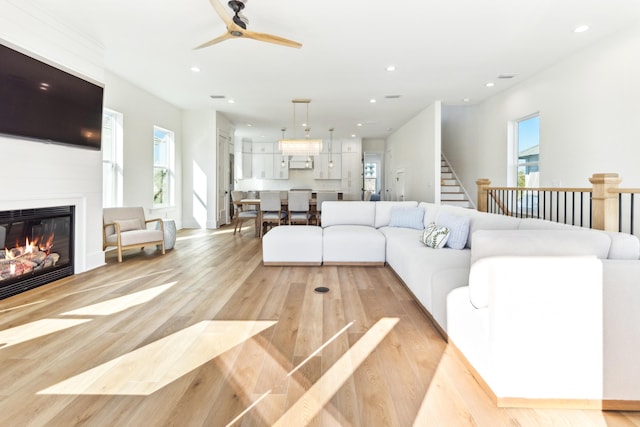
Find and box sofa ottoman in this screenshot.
[262,225,323,266]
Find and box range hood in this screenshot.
[289,156,314,169]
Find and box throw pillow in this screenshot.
[388,206,425,230]
[421,222,450,249]
[114,219,142,232]
[437,212,470,249]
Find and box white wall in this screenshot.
[386,102,441,203]
[181,110,234,229]
[443,23,640,205]
[0,1,106,272]
[103,71,183,226]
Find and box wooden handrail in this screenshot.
[476,173,640,233]
[487,186,591,192]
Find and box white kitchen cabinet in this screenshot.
[341,151,362,200]
[321,138,342,154]
[234,139,251,179]
[313,154,341,180]
[273,154,289,179]
[342,139,361,154]
[252,142,274,154]
[252,153,274,179]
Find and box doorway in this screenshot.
[363,152,383,201]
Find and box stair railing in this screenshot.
[477,173,640,236]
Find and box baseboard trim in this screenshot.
[263,262,322,266]
[448,340,640,411]
[322,261,385,266]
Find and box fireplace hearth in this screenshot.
[0,206,74,300]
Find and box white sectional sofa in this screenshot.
[261,200,640,409]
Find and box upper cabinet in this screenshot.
[313,154,341,180]
[273,154,289,180]
[322,139,342,154]
[342,139,361,153]
[252,142,274,154]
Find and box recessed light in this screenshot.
[190,66,201,72]
[463,98,470,103]
[356,123,363,127]
[574,25,590,33]
[247,123,253,127]
[485,82,495,88]
[227,99,235,104]
[386,65,396,72]
[369,98,377,103]
[351,134,357,138]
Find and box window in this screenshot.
[516,115,539,188]
[509,114,540,214]
[153,126,175,207]
[364,162,377,192]
[102,109,123,207]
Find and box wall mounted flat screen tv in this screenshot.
[0,42,104,150]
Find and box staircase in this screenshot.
[440,157,472,208]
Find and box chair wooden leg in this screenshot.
[233,216,240,235]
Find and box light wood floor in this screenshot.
[0,225,638,427]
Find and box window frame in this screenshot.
[153,125,175,208]
[102,108,124,208]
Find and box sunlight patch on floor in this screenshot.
[0,300,46,314]
[37,320,277,396]
[272,317,399,426]
[61,282,177,316]
[0,318,92,349]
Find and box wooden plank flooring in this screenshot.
[0,225,638,427]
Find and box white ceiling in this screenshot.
[29,0,640,142]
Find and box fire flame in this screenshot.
[3,233,55,260]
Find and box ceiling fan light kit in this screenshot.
[279,99,323,156]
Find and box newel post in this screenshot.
[589,173,621,232]
[476,178,491,212]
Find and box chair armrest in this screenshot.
[145,218,164,232]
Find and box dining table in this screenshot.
[233,198,319,237]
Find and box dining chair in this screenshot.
[288,191,311,225]
[259,191,286,237]
[231,191,258,236]
[314,191,338,226]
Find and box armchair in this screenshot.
[103,207,165,262]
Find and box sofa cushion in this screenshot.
[389,206,425,230]
[469,229,612,309]
[114,218,142,232]
[323,225,386,263]
[437,212,470,250]
[381,225,471,313]
[106,229,164,246]
[469,211,522,247]
[321,201,376,228]
[374,201,419,228]
[421,222,450,248]
[418,202,441,227]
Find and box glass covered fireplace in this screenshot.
[0,206,74,300]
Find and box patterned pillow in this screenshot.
[437,212,470,249]
[421,222,450,249]
[388,206,425,230]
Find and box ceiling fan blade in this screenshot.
[194,32,233,49]
[208,0,234,27]
[244,30,302,49]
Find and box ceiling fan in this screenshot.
[196,0,302,49]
